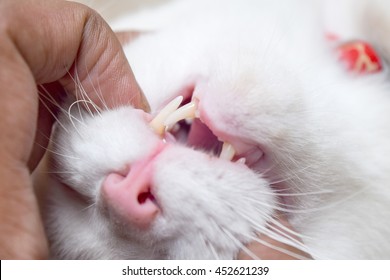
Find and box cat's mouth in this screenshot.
[149,95,264,167]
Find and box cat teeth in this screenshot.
[164,101,197,130]
[151,96,247,164]
[220,143,248,164]
[150,96,183,135]
[219,142,236,161]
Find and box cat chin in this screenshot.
[148,144,276,259]
[47,135,277,259]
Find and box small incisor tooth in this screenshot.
[220,142,236,161]
[164,101,197,130]
[150,96,183,135]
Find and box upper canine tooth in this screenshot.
[150,96,183,135]
[220,142,236,161]
[164,101,197,130]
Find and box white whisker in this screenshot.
[261,223,310,251]
[38,91,69,134]
[205,239,220,260]
[83,60,109,112]
[36,130,73,156]
[70,67,103,117]
[74,67,94,118]
[80,202,97,212]
[38,86,68,115]
[221,228,259,260]
[67,100,92,137]
[36,142,80,160]
[42,171,79,174]
[242,233,310,260]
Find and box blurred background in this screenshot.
[73,0,170,23]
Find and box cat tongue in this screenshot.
[187,119,221,154]
[186,118,263,166]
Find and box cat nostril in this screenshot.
[101,145,166,228]
[137,190,154,204]
[102,167,160,228]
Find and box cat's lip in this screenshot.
[196,99,264,167]
[149,94,265,167]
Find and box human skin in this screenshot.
[0,0,304,260]
[0,0,148,259]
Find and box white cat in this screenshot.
[42,0,390,259]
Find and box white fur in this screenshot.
[43,0,390,259]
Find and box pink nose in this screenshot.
[101,145,165,228]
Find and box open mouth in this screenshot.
[149,94,264,168]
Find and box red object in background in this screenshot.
[337,41,382,74]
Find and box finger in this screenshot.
[27,83,65,171]
[59,14,151,112]
[116,31,143,46]
[1,0,152,167]
[0,0,151,259]
[5,0,150,112]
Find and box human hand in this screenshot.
[238,216,312,260]
[0,0,149,259]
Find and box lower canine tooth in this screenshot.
[164,101,197,130]
[220,142,236,161]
